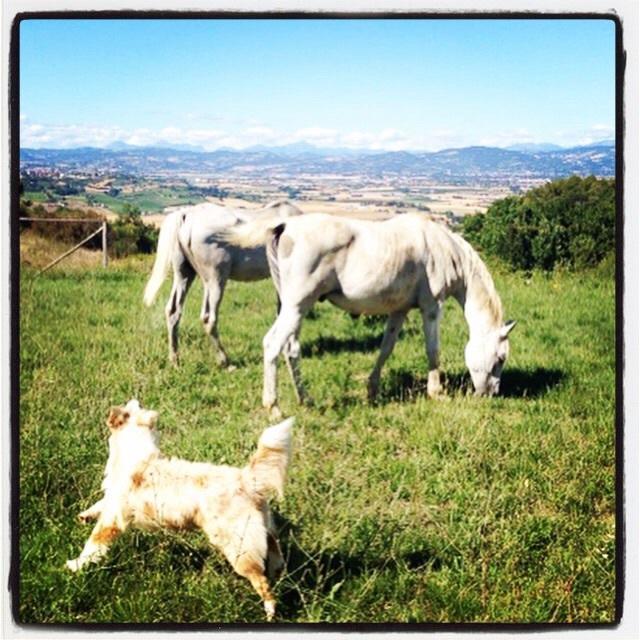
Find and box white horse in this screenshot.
[143,200,302,366]
[227,212,516,413]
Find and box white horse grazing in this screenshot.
[227,212,516,412]
[143,200,302,366]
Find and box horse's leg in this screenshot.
[165,260,195,366]
[272,291,307,404]
[262,305,304,415]
[201,274,229,368]
[367,310,407,401]
[421,302,444,397]
[283,330,307,405]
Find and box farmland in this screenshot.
[18,249,616,624]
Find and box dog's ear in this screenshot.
[135,409,158,428]
[107,406,129,430]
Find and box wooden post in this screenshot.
[38,226,104,275]
[102,221,108,268]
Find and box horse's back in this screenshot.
[172,204,267,280]
[272,213,430,314]
[337,215,433,312]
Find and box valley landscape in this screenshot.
[20,140,615,223]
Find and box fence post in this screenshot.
[102,221,108,268]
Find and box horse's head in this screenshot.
[464,320,516,396]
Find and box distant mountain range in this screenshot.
[20,140,615,183]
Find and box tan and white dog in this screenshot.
[66,399,293,620]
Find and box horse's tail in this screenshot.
[266,222,287,299]
[241,417,294,501]
[143,211,182,307]
[223,216,285,249]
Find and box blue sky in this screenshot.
[19,18,616,151]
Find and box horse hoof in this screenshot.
[226,364,237,372]
[268,405,283,420]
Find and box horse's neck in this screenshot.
[462,288,501,338]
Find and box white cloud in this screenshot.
[553,125,615,148]
[295,127,337,140]
[245,126,276,138]
[20,118,615,153]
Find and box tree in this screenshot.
[461,176,615,271]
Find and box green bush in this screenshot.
[461,176,615,270]
[20,201,105,248]
[108,206,159,258]
[20,200,159,258]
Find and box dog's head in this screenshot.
[102,400,160,490]
[107,399,159,432]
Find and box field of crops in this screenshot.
[18,252,617,625]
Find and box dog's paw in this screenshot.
[65,558,82,572]
[264,600,276,621]
[77,511,95,524]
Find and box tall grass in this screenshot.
[18,254,616,624]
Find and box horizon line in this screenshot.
[20,138,616,155]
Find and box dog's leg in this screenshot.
[77,498,105,523]
[266,531,285,581]
[66,516,124,572]
[233,555,277,621]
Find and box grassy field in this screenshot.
[79,187,205,214]
[46,187,204,213]
[17,251,617,625]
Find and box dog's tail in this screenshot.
[143,211,183,307]
[242,417,294,501]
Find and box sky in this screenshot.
[19,18,616,152]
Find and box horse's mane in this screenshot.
[455,232,503,326]
[421,216,503,326]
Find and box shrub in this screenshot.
[461,176,615,271]
[108,206,159,258]
[20,201,105,249]
[20,200,159,259]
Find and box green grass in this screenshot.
[18,254,617,625]
[23,191,50,203]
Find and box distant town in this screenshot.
[19,140,615,224]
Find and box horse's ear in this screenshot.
[107,407,129,430]
[500,320,517,340]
